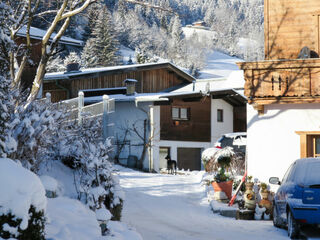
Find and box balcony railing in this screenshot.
[238,59,320,106]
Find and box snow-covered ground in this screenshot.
[199,50,243,79]
[119,45,242,80]
[118,166,288,240]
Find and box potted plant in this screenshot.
[210,147,235,200]
[260,182,269,199]
[243,176,256,210]
[245,175,254,191]
[259,182,272,212]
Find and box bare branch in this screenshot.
[60,0,96,20]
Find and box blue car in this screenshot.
[269,158,320,238]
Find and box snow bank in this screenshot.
[106,221,143,240]
[40,175,59,192]
[46,197,104,240]
[96,208,111,222]
[0,158,46,230]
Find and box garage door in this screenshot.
[177,148,201,171]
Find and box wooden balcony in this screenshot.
[237,59,320,111]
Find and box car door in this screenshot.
[275,163,296,222]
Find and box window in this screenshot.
[172,107,189,120]
[217,109,223,122]
[296,132,320,158]
[313,136,320,157]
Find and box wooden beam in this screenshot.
[237,58,320,70]
[249,96,320,106]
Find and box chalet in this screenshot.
[44,63,246,172]
[155,76,246,171]
[238,0,320,182]
[43,62,194,102]
[16,26,83,90]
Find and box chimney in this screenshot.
[124,79,138,96]
[66,62,80,72]
[192,80,196,91]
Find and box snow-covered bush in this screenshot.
[55,113,124,220]
[202,147,235,183]
[0,76,16,158]
[0,158,46,240]
[8,97,64,172]
[0,3,15,77]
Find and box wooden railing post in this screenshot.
[102,95,109,140]
[78,91,84,126]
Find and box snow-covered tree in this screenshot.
[170,16,184,46]
[0,76,16,158]
[46,55,66,73]
[64,51,81,66]
[82,6,119,68]
[4,0,97,106]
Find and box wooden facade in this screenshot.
[265,0,320,60]
[239,0,320,111]
[43,63,194,102]
[160,97,211,142]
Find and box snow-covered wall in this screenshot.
[247,103,320,183]
[211,99,233,143]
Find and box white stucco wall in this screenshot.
[211,99,234,143]
[111,101,151,170]
[247,103,320,183]
[149,105,160,172]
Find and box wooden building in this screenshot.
[43,62,194,102]
[16,26,83,90]
[156,87,246,171]
[238,0,320,183]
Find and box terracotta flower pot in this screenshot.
[211,180,233,199]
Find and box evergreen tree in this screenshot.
[81,6,119,68]
[0,76,16,158]
[170,15,184,45]
[46,55,66,73]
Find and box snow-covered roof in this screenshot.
[44,62,195,82]
[84,92,169,104]
[172,70,244,93]
[16,26,83,47]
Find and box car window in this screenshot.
[221,137,233,148]
[294,161,320,185]
[282,163,294,183]
[233,136,246,146]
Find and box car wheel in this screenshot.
[287,210,299,239]
[272,205,281,228]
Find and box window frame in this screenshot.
[217,109,224,122]
[171,107,190,121]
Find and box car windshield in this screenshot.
[294,161,320,186]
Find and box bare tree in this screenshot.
[5,0,97,106]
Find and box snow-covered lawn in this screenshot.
[118,166,288,240]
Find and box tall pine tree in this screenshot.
[81,5,120,68]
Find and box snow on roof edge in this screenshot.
[16,26,83,47]
[44,61,195,81]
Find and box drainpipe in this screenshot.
[55,80,70,99]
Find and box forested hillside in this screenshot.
[41,0,264,76]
